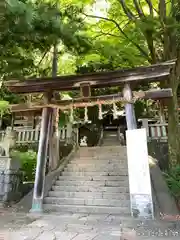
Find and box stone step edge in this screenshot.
[61,171,128,174]
[52,186,129,190]
[44,196,130,202]
[58,176,129,180]
[63,169,128,172]
[48,191,130,196]
[43,204,130,210]
[55,180,129,183]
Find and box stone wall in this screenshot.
[0,157,23,204]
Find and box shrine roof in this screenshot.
[5,60,175,94]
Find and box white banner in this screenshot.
[126,128,154,219]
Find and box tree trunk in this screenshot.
[48,44,60,171]
[168,71,180,167]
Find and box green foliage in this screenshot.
[0,100,9,116]
[0,0,91,79]
[11,150,37,182]
[164,165,180,199]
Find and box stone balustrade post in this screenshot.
[141,118,149,137]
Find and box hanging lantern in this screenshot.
[113,102,118,120]
[69,105,74,123]
[98,103,103,120]
[84,105,88,123]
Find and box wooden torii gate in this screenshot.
[5,60,175,213]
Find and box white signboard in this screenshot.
[126,128,154,219]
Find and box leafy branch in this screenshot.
[83,13,150,61]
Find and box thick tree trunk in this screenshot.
[168,72,180,167]
[49,109,60,171]
[48,44,60,171]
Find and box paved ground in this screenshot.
[0,208,180,239]
[0,210,122,240]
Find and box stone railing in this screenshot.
[148,123,168,140]
[16,129,40,144]
[141,119,168,141]
[0,125,78,145]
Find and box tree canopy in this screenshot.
[1,0,91,79]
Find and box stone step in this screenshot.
[75,157,127,161]
[77,151,127,154]
[66,162,127,167]
[76,153,127,158]
[48,190,130,199]
[76,152,127,157]
[74,152,127,156]
[75,152,127,156]
[43,204,130,215]
[44,197,130,207]
[52,185,129,193]
[102,143,120,146]
[74,154,127,157]
[64,166,128,172]
[70,159,127,164]
[78,146,126,151]
[58,175,128,181]
[103,140,119,143]
[61,171,128,177]
[67,163,127,168]
[56,180,129,187]
[48,191,130,199]
[103,139,119,142]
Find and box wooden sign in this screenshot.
[80,83,91,98]
[126,128,154,219]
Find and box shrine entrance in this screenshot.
[5,60,175,213]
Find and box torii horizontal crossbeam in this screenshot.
[9,88,172,113]
[5,61,175,94]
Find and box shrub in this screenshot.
[163,165,180,199]
[11,150,37,182]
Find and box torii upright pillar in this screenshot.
[30,94,53,213]
[123,83,137,130]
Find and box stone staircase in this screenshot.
[43,131,131,215]
[102,130,120,146]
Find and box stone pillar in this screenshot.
[141,118,149,137]
[123,83,137,130]
[30,107,52,213]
